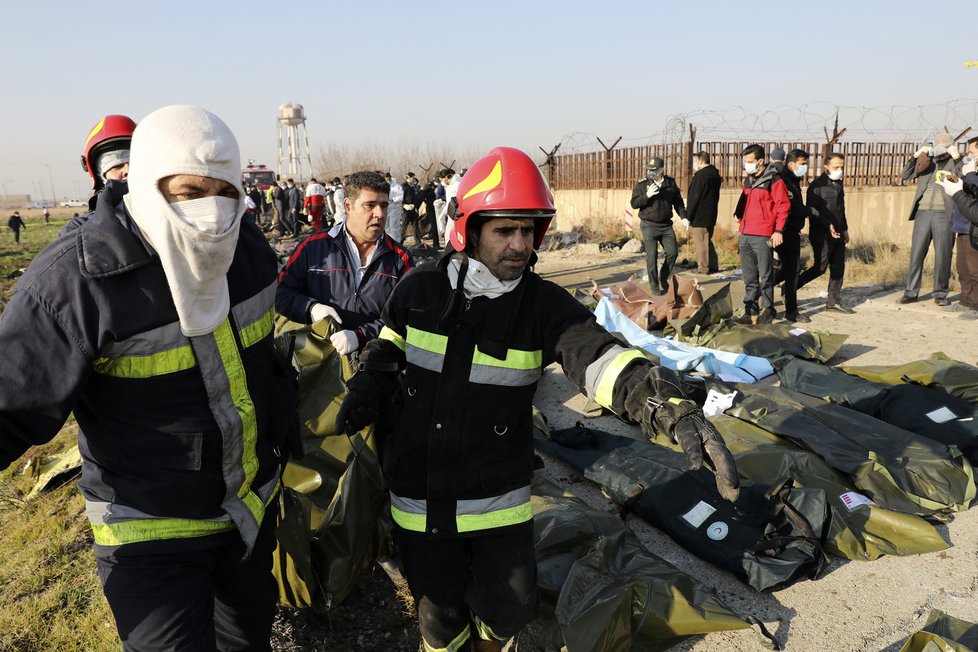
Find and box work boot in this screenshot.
[784,312,812,323]
[896,294,917,304]
[934,296,951,307]
[755,308,777,325]
[825,280,855,314]
[733,311,754,325]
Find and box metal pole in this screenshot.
[45,164,57,203]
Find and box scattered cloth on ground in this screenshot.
[897,609,978,652]
[536,423,830,592]
[842,351,978,405]
[531,475,753,651]
[594,297,773,383]
[714,381,977,518]
[778,358,978,463]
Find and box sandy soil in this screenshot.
[524,246,978,651]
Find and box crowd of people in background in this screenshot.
[239,167,465,252]
[631,135,978,323]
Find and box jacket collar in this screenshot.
[76,180,156,279]
[328,221,399,264]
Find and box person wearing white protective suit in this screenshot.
[0,104,298,650]
[276,170,414,355]
[385,172,404,242]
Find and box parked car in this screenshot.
[60,199,86,208]
[26,201,54,209]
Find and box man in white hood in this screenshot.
[0,105,296,650]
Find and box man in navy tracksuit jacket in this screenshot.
[275,171,413,355]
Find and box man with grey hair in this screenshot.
[898,132,963,305]
[0,105,295,650]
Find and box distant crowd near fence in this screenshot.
[547,139,950,191]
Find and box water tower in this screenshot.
[277,102,312,180]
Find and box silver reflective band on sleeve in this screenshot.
[405,343,445,373]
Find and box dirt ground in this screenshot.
[522,246,978,652]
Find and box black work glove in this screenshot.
[334,368,399,435]
[628,366,740,502]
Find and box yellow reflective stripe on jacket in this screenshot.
[238,308,274,348]
[406,326,448,354]
[379,325,406,351]
[423,625,471,652]
[91,518,235,546]
[90,484,279,546]
[213,321,260,501]
[594,349,647,410]
[93,346,197,378]
[390,487,533,534]
[472,346,542,370]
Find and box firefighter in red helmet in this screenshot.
[336,147,739,652]
[63,115,137,235]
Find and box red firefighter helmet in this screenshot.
[80,115,137,189]
[448,147,555,252]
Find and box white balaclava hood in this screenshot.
[124,105,246,337]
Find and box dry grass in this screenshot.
[0,427,119,652]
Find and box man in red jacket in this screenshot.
[733,144,789,324]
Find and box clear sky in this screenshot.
[0,0,974,200]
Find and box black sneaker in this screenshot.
[897,295,917,305]
[733,312,754,325]
[934,297,951,307]
[785,312,812,323]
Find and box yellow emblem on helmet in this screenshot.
[461,160,502,201]
[84,119,106,149]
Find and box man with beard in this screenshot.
[334,147,739,652]
[0,105,295,650]
[276,171,413,355]
[898,133,963,305]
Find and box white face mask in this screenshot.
[169,196,240,235]
[793,164,808,178]
[827,169,844,181]
[744,162,758,175]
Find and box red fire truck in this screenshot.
[241,161,276,191]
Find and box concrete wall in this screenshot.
[553,187,919,245]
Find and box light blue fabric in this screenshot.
[593,297,773,383]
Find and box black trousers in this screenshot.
[798,226,846,289]
[94,512,278,652]
[398,522,537,650]
[9,226,20,243]
[774,229,802,315]
[640,220,678,292]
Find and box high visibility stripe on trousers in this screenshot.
[423,625,471,652]
[390,486,533,534]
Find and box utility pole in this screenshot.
[45,164,57,203]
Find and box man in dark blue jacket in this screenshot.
[0,105,296,651]
[276,170,413,354]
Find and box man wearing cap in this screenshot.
[630,157,687,294]
[898,133,963,305]
[0,105,296,650]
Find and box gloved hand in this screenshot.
[963,160,977,176]
[335,368,399,435]
[626,366,740,501]
[310,303,342,324]
[913,146,931,158]
[937,176,964,196]
[330,329,359,354]
[646,183,660,198]
[403,204,415,211]
[681,218,690,230]
[949,145,961,160]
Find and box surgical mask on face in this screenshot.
[169,196,240,235]
[964,156,974,164]
[647,170,661,180]
[931,145,948,158]
[744,162,758,175]
[827,169,844,181]
[793,164,808,178]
